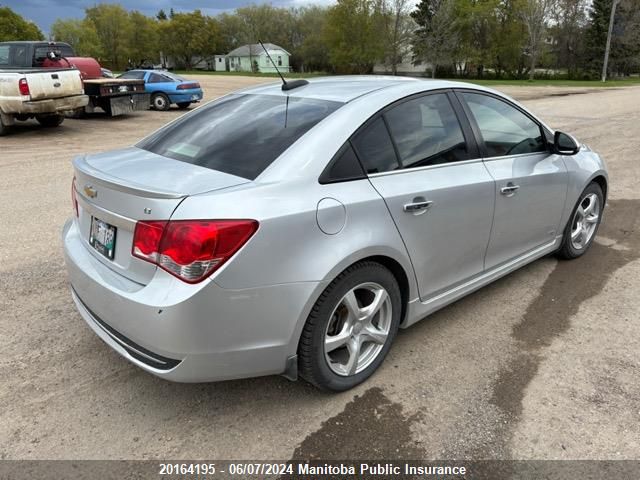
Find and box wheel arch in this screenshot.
[287,249,417,362]
[590,174,608,203]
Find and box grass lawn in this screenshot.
[122,69,640,88]
[173,70,325,79]
[449,77,640,88]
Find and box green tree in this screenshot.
[585,0,640,77]
[324,0,386,73]
[411,0,461,77]
[158,10,220,69]
[380,0,415,75]
[85,4,132,69]
[50,18,103,58]
[0,6,44,41]
[550,0,589,78]
[490,0,528,78]
[127,11,160,67]
[294,6,331,72]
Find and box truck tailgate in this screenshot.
[25,69,84,100]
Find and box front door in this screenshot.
[354,92,495,300]
[457,91,568,269]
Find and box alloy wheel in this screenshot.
[323,282,392,376]
[570,193,600,250]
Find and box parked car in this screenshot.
[63,77,608,391]
[0,44,88,135]
[0,41,149,116]
[118,70,203,111]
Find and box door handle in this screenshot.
[500,183,520,196]
[403,200,433,214]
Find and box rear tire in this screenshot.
[176,102,191,109]
[298,261,401,391]
[152,93,170,111]
[36,115,64,127]
[0,115,8,136]
[556,182,604,259]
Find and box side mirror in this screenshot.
[554,131,580,155]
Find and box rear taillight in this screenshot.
[71,176,78,217]
[177,82,200,90]
[18,78,30,96]
[132,219,258,283]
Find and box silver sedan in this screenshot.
[63,76,608,391]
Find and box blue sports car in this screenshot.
[118,70,203,111]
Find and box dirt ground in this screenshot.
[1,75,639,462]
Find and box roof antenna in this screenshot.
[258,40,308,91]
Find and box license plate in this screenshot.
[89,217,117,260]
[191,94,199,100]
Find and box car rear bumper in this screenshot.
[19,94,89,114]
[169,90,203,104]
[62,218,319,382]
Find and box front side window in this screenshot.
[385,93,470,168]
[138,94,343,180]
[461,92,546,157]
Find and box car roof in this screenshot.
[236,76,487,103]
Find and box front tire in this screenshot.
[151,93,171,111]
[298,261,401,391]
[556,182,604,259]
[36,115,64,127]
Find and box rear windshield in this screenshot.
[137,94,343,180]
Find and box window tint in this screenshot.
[319,143,365,184]
[13,45,28,66]
[148,73,167,83]
[33,45,74,65]
[138,94,343,180]
[0,45,9,66]
[119,70,146,80]
[385,93,470,168]
[352,117,399,174]
[461,93,546,157]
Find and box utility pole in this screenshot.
[601,0,620,82]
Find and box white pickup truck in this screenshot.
[0,67,88,135]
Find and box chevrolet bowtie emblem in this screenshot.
[84,185,97,198]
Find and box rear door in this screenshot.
[457,91,568,269]
[362,91,495,300]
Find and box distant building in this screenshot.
[227,43,291,73]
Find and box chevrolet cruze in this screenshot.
[63,76,608,391]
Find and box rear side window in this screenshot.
[138,94,343,180]
[461,93,546,157]
[385,93,470,168]
[319,143,365,184]
[148,73,166,83]
[351,117,399,174]
[33,45,74,65]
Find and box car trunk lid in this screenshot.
[73,147,250,285]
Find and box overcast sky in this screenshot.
[5,0,335,35]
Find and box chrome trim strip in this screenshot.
[368,157,483,178]
[481,151,549,162]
